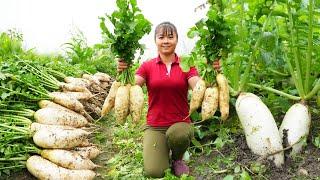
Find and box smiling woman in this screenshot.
[117,20,201,178]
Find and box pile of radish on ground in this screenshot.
[0,58,114,179]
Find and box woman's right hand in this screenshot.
[212,59,221,72]
[117,59,128,72]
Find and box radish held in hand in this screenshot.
[236,93,284,167]
[216,73,229,121]
[101,81,120,117]
[279,103,311,156]
[114,84,130,124]
[201,86,219,121]
[189,79,206,114]
[129,85,144,123]
[27,155,96,180]
[40,149,99,170]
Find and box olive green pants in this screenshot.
[143,122,194,178]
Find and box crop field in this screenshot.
[0,0,319,180]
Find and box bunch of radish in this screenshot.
[189,73,230,122]
[99,0,151,124]
[101,81,145,124]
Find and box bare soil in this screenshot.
[190,119,320,180]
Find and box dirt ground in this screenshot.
[190,119,320,180]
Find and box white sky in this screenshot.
[0,0,208,59]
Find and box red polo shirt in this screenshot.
[136,54,199,127]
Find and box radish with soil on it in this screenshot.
[189,79,206,114]
[279,103,311,155]
[129,85,144,123]
[0,121,90,149]
[114,84,131,124]
[72,146,102,159]
[26,155,96,180]
[34,106,89,128]
[236,92,284,167]
[216,73,230,121]
[40,149,99,170]
[201,86,219,121]
[101,81,121,117]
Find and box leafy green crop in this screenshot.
[187,0,234,85]
[99,0,151,84]
[99,0,151,64]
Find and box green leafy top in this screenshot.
[99,0,152,64]
[188,0,233,63]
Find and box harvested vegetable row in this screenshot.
[99,0,151,124]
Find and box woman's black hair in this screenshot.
[154,21,178,40]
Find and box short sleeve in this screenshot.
[136,61,148,80]
[186,66,199,79]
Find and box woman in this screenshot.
[118,21,219,178]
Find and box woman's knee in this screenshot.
[144,165,169,178]
[166,122,193,143]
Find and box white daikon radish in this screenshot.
[216,73,230,121]
[114,84,130,124]
[62,92,93,100]
[82,74,101,85]
[30,122,76,134]
[48,92,93,121]
[101,81,120,116]
[49,92,85,113]
[129,85,144,123]
[189,79,206,114]
[94,72,112,82]
[279,103,311,155]
[236,92,284,167]
[27,155,96,180]
[38,100,64,109]
[77,139,92,147]
[40,149,99,170]
[201,86,219,121]
[73,146,101,159]
[64,77,91,87]
[58,82,89,92]
[34,107,88,127]
[33,128,90,149]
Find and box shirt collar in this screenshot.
[156,53,180,64]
